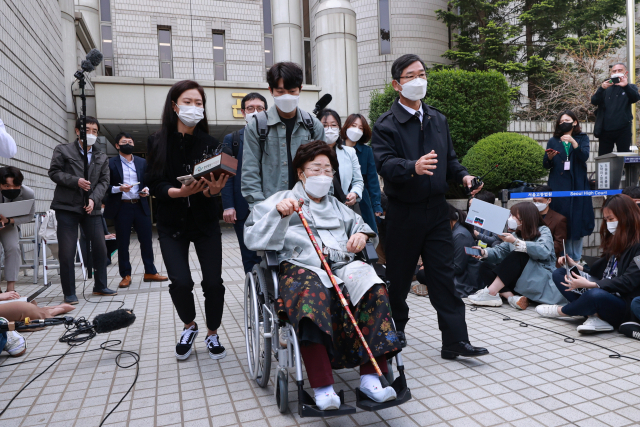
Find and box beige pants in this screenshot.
[0,301,50,322]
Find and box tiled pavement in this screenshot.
[1,224,640,427]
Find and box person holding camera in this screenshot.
[591,62,640,155]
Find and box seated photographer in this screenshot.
[0,166,35,293]
[468,202,567,310]
[447,203,481,297]
[537,194,640,334]
[468,191,500,247]
[533,185,567,259]
[244,141,400,411]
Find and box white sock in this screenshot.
[360,373,382,391]
[313,385,336,401]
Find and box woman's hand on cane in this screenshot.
[276,198,299,217]
[347,232,368,253]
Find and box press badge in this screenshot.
[564,161,570,171]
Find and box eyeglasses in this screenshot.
[305,167,336,176]
[399,73,427,82]
[323,125,340,131]
[244,106,265,113]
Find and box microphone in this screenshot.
[79,49,104,73]
[466,164,499,195]
[313,94,332,117]
[92,309,136,334]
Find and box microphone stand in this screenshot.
[74,70,90,208]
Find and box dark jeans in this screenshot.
[114,201,157,277]
[552,268,626,327]
[631,297,640,321]
[598,124,632,156]
[480,251,529,293]
[56,209,108,296]
[385,198,469,345]
[159,224,225,331]
[233,218,261,274]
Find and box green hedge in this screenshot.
[461,132,547,194]
[368,69,511,158]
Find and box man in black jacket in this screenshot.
[591,62,640,155]
[48,116,116,304]
[371,54,489,360]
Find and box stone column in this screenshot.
[272,0,303,65]
[61,0,78,141]
[314,0,359,118]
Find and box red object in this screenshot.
[294,199,383,377]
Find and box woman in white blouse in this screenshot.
[318,109,364,210]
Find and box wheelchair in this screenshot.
[244,243,411,417]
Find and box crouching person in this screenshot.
[244,141,400,411]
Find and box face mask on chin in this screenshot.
[303,173,333,199]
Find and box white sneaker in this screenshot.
[314,387,340,411]
[536,304,564,318]
[576,316,614,334]
[508,296,529,310]
[4,330,27,357]
[467,288,502,307]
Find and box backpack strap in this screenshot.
[254,111,270,156]
[299,109,316,140]
[231,130,240,158]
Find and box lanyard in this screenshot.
[562,141,571,158]
[121,158,137,174]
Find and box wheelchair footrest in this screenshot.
[298,388,356,418]
[355,375,412,412]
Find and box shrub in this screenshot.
[368,69,511,158]
[461,132,547,194]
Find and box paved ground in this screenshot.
[1,224,640,427]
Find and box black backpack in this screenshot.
[253,109,316,155]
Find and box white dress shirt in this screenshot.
[78,141,93,164]
[111,155,140,200]
[398,102,424,122]
[0,119,17,159]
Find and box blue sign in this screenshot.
[624,157,640,163]
[510,190,623,199]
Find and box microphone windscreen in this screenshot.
[93,309,136,334]
[315,93,332,110]
[86,49,104,66]
[81,60,95,73]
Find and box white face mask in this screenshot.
[534,201,548,212]
[273,94,299,113]
[176,104,204,127]
[86,134,97,146]
[324,127,340,144]
[611,73,625,79]
[397,78,427,101]
[303,173,333,198]
[507,216,519,230]
[346,127,363,142]
[607,220,618,235]
[245,112,258,124]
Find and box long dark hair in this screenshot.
[319,108,343,150]
[510,202,544,241]
[601,194,640,258]
[448,203,474,234]
[147,80,210,174]
[553,109,582,139]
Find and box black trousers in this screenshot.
[232,217,261,274]
[114,201,157,278]
[385,197,469,346]
[56,209,108,296]
[598,124,632,156]
[479,251,529,292]
[159,223,225,331]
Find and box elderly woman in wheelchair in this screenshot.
[244,141,402,412]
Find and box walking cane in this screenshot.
[294,199,383,377]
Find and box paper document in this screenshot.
[465,199,510,236]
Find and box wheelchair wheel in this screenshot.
[275,369,289,413]
[253,265,272,388]
[244,272,261,380]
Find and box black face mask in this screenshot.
[2,189,21,200]
[118,144,134,155]
[559,122,573,134]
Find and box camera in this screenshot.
[610,77,621,84]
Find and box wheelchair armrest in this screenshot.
[264,250,279,269]
[361,242,378,264]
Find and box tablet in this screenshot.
[0,199,34,218]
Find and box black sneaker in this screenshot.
[175,323,199,360]
[619,322,640,341]
[205,334,227,360]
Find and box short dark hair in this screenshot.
[292,140,339,185]
[241,92,268,110]
[622,185,640,199]
[341,114,372,145]
[0,166,24,186]
[75,116,100,132]
[391,54,426,81]
[553,110,582,138]
[474,190,496,205]
[267,62,303,90]
[115,132,133,145]
[319,109,343,149]
[534,185,552,197]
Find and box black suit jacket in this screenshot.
[103,155,150,219]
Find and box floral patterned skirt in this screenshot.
[278,261,400,370]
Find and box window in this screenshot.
[378,0,391,55]
[213,32,226,80]
[100,0,111,22]
[158,27,173,79]
[101,25,113,76]
[263,0,273,72]
[302,0,312,84]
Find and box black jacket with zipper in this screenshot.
[591,84,640,132]
[585,243,640,322]
[371,99,468,204]
[145,129,230,236]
